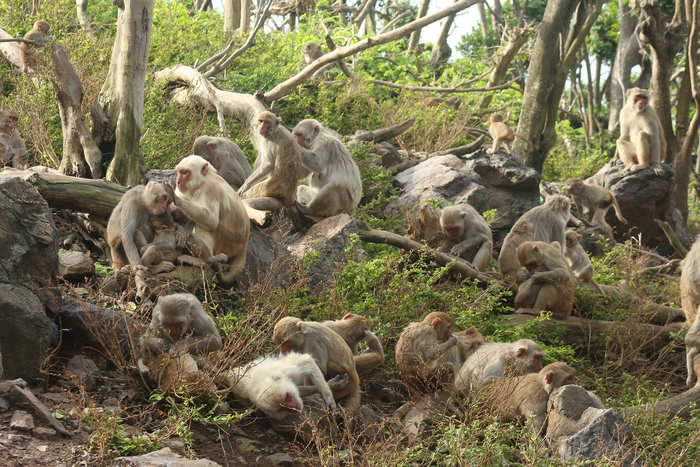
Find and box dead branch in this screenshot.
[654,218,688,257]
[621,385,700,419]
[391,135,486,174]
[640,259,682,275]
[350,118,416,147]
[372,80,518,93]
[615,243,673,263]
[0,28,22,69]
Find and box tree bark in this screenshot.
[477,3,489,38]
[406,0,432,55]
[224,0,241,33]
[609,1,639,131]
[98,0,154,186]
[478,26,530,109]
[429,0,459,67]
[76,0,95,39]
[236,0,250,35]
[0,28,22,69]
[50,44,103,179]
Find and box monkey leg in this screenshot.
[470,241,493,271]
[215,250,247,285]
[591,204,609,226]
[634,131,653,170]
[576,264,594,283]
[296,185,315,205]
[296,181,354,218]
[687,348,699,387]
[241,197,285,212]
[514,279,541,311]
[616,139,639,167]
[487,138,502,154]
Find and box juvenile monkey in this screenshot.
[0,108,27,168]
[499,219,534,290]
[395,312,459,392]
[20,20,50,75]
[302,41,333,79]
[563,230,594,283]
[617,87,666,175]
[441,326,486,376]
[237,111,304,211]
[292,119,363,217]
[519,195,577,253]
[514,241,575,319]
[321,313,384,375]
[680,236,700,322]
[438,204,493,271]
[685,312,700,387]
[486,113,533,154]
[274,316,361,413]
[564,178,627,226]
[424,97,462,110]
[192,136,252,190]
[107,183,174,271]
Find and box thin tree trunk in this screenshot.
[594,55,601,108]
[430,0,460,67]
[225,0,241,33]
[492,0,501,31]
[583,48,595,137]
[609,1,638,131]
[98,0,154,186]
[478,27,530,108]
[406,0,431,56]
[477,3,489,38]
[236,0,250,35]
[76,0,95,39]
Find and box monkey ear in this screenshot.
[545,371,554,385]
[146,181,154,188]
[296,321,304,331]
[577,235,582,242]
[201,162,209,175]
[464,327,476,336]
[533,245,541,253]
[515,347,526,358]
[207,142,217,150]
[431,317,441,328]
[461,212,468,219]
[314,125,321,134]
[341,313,353,320]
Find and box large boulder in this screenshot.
[386,150,541,240]
[588,160,689,256]
[0,178,59,381]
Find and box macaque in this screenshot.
[0,108,27,168]
[514,241,575,319]
[437,204,493,271]
[237,112,304,211]
[441,327,486,375]
[175,155,250,284]
[227,352,339,419]
[322,314,384,375]
[680,236,700,322]
[292,119,363,217]
[0,347,27,395]
[564,178,627,226]
[486,113,533,155]
[141,294,222,390]
[273,316,361,412]
[519,195,578,253]
[499,219,534,290]
[302,41,334,79]
[497,362,577,434]
[107,183,173,271]
[563,230,594,283]
[455,339,544,394]
[395,312,459,392]
[424,97,462,110]
[617,87,666,175]
[192,136,252,190]
[685,313,700,387]
[20,20,50,75]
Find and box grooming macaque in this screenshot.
[499,219,534,290]
[563,230,594,283]
[0,348,27,395]
[520,195,577,253]
[497,362,577,434]
[237,111,304,211]
[0,108,27,168]
[424,97,462,110]
[564,178,627,226]
[175,155,250,284]
[514,241,575,319]
[486,113,533,154]
[227,352,339,419]
[441,327,486,375]
[680,236,700,322]
[322,313,384,375]
[107,182,173,271]
[192,136,252,190]
[395,312,459,392]
[617,87,666,175]
[437,204,493,271]
[455,339,544,393]
[685,313,700,387]
[292,119,363,217]
[274,316,361,412]
[302,41,335,79]
[141,294,222,390]
[20,20,50,75]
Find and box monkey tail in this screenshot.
[215,254,247,285]
[514,133,534,150]
[339,387,362,413]
[610,196,628,224]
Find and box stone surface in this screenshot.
[239,226,293,289]
[145,169,177,186]
[386,150,541,240]
[10,410,34,431]
[0,178,59,381]
[58,251,95,282]
[114,447,221,466]
[261,453,294,466]
[32,427,56,440]
[65,355,101,390]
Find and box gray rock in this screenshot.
[239,226,292,289]
[354,404,384,439]
[114,447,221,466]
[58,251,95,282]
[32,427,57,440]
[161,439,186,456]
[65,355,101,390]
[0,396,10,410]
[262,453,294,466]
[10,410,34,431]
[0,178,58,381]
[145,169,177,186]
[547,385,607,442]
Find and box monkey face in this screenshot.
[292,130,306,148]
[257,118,271,136]
[634,94,648,112]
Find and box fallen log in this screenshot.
[349,118,416,147]
[391,135,486,174]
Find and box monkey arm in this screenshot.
[300,147,324,173]
[451,234,489,255]
[422,335,458,363]
[530,268,571,284]
[174,196,220,232]
[177,334,223,355]
[237,158,274,195]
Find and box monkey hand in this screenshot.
[158,261,176,273]
[653,165,664,176]
[9,378,27,389]
[517,267,532,282]
[445,335,458,348]
[450,245,467,257]
[327,373,349,391]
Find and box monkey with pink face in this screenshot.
[438,204,493,271]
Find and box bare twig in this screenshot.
[372,80,518,93]
[391,135,486,173]
[654,219,688,257]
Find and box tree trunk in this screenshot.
[224,0,241,33]
[608,1,638,131]
[50,44,102,179]
[492,0,501,30]
[236,0,250,36]
[98,0,154,186]
[429,0,459,67]
[477,3,489,38]
[406,0,431,56]
[76,0,95,39]
[478,27,530,108]
[0,28,22,69]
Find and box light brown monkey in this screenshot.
[20,20,50,75]
[292,119,363,218]
[107,182,174,271]
[437,204,494,271]
[680,236,700,322]
[685,311,700,387]
[321,313,384,375]
[302,41,334,79]
[499,219,534,290]
[519,194,578,253]
[141,294,222,390]
[175,155,250,284]
[486,113,533,154]
[563,230,594,283]
[564,178,627,226]
[496,362,577,434]
[0,347,27,395]
[0,108,27,168]
[237,112,304,211]
[455,339,544,394]
[424,97,462,110]
[617,87,666,175]
[441,327,486,376]
[395,312,459,392]
[273,316,361,413]
[192,136,252,190]
[514,241,575,319]
[226,352,341,419]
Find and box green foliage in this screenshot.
[542,120,613,181]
